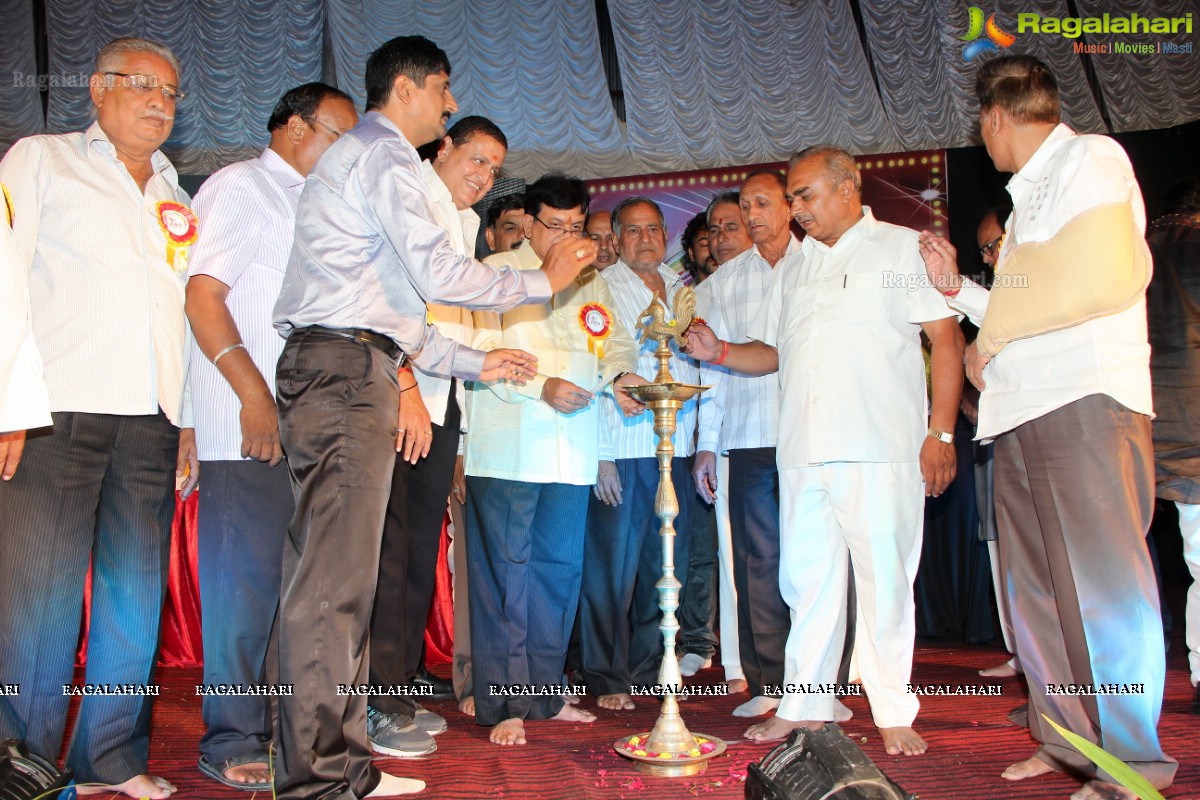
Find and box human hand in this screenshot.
[593,460,622,506]
[692,450,718,504]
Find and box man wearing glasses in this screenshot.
[0,37,192,800]
[183,82,357,792]
[466,173,643,745]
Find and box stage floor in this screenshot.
[56,633,1199,800]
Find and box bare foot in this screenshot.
[598,692,635,710]
[563,692,580,705]
[552,704,596,723]
[459,696,475,716]
[77,775,176,798]
[490,718,526,745]
[1070,780,1138,800]
[365,770,426,796]
[1002,755,1056,781]
[732,695,780,717]
[225,761,270,785]
[744,716,823,741]
[727,678,749,694]
[880,726,927,756]
[979,661,1019,678]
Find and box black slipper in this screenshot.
[198,753,272,792]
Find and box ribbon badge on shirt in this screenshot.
[579,302,613,359]
[155,200,198,274]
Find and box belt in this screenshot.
[300,326,406,364]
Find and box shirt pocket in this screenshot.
[829,272,891,326]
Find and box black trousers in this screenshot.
[579,457,692,694]
[0,411,177,784]
[197,458,293,764]
[678,493,718,659]
[274,332,399,800]
[727,447,788,696]
[368,385,460,717]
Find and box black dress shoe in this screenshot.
[410,667,455,700]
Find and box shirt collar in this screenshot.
[749,233,801,264]
[801,206,877,255]
[1007,123,1075,195]
[260,146,305,189]
[421,158,453,206]
[85,120,177,183]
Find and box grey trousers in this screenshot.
[995,393,1176,789]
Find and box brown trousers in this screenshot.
[995,393,1176,789]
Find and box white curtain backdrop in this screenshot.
[324,0,638,179]
[41,0,326,175]
[606,0,898,173]
[3,0,1199,177]
[0,0,45,153]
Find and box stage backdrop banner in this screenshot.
[584,149,949,269]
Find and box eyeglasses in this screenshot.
[978,234,1003,259]
[534,216,585,238]
[310,119,344,139]
[104,72,185,102]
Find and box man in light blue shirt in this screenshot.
[270,36,595,800]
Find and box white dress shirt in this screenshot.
[0,218,50,432]
[695,236,800,453]
[756,208,954,468]
[600,260,700,460]
[418,159,477,429]
[951,125,1153,441]
[466,246,637,484]
[186,148,303,461]
[0,122,191,425]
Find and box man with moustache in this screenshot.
[578,197,700,710]
[693,171,798,718]
[184,82,357,792]
[920,55,1174,798]
[585,209,619,272]
[367,115,509,755]
[272,35,595,799]
[707,191,753,267]
[0,37,193,800]
[687,145,963,757]
[485,193,526,253]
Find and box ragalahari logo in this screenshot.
[961,7,1017,61]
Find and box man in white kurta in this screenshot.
[687,146,962,757]
[466,174,641,746]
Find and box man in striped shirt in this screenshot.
[183,82,357,792]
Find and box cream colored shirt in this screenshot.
[0,218,50,432]
[466,245,637,485]
[419,159,478,428]
[0,122,191,425]
[950,124,1153,440]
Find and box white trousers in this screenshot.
[778,462,924,728]
[715,455,744,681]
[1178,501,1200,685]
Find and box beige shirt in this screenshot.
[467,245,637,484]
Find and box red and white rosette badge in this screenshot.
[579,302,613,359]
[156,200,198,274]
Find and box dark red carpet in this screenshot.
[61,636,1198,800]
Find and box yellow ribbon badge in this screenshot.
[579,302,614,359]
[156,200,198,274]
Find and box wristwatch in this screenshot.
[927,428,954,444]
